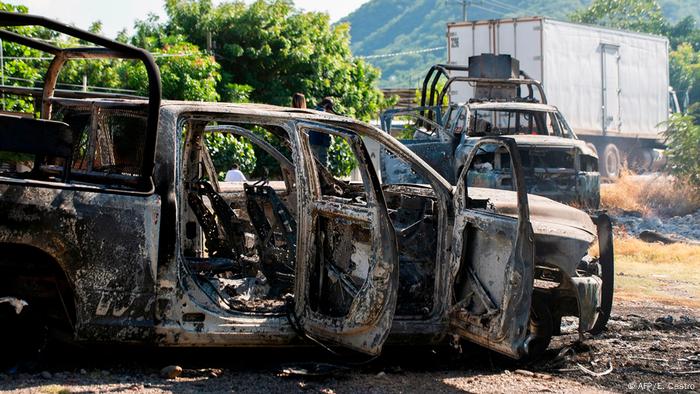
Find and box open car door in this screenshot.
[293,122,399,355]
[450,137,536,359]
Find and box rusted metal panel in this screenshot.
[450,137,535,359]
[0,184,161,341]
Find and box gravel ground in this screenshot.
[614,209,700,242]
[0,299,697,393]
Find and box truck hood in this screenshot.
[468,187,596,273]
[468,187,595,236]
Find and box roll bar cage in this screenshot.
[0,11,162,183]
[419,63,548,122]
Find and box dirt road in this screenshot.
[0,298,697,393]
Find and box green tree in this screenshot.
[570,0,669,35]
[670,43,700,106]
[663,113,700,186]
[0,2,55,112]
[205,132,257,179]
[118,41,221,101]
[162,0,389,121]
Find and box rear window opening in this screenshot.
[0,99,150,191]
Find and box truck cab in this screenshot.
[380,55,601,209]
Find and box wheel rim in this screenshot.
[605,151,619,177]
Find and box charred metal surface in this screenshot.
[450,137,535,359]
[0,183,161,342]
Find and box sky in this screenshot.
[5,0,370,38]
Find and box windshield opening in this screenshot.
[465,109,571,138]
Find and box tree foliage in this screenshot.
[570,0,669,35]
[670,43,700,105]
[153,0,389,176]
[205,133,257,179]
[663,113,700,186]
[327,137,358,178]
[162,0,388,121]
[0,0,389,177]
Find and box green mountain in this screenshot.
[341,0,700,88]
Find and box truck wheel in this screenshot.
[0,252,76,366]
[0,302,48,368]
[589,214,614,335]
[600,143,621,179]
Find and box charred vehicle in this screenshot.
[380,55,600,209]
[0,14,613,361]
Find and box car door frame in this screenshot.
[291,120,400,355]
[449,136,536,359]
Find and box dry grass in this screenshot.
[601,171,700,217]
[613,236,700,309]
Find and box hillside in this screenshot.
[341,0,700,87]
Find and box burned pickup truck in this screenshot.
[0,13,612,361]
[380,55,600,209]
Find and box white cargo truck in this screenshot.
[447,17,671,177]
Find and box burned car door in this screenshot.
[379,106,457,184]
[450,137,536,359]
[293,122,399,355]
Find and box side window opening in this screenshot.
[300,127,372,317]
[367,133,441,318]
[467,144,513,191]
[180,120,297,314]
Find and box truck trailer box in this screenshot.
[447,17,670,176]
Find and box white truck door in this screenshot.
[602,44,621,133]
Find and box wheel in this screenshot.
[600,143,621,179]
[589,215,614,335]
[0,252,76,368]
[524,294,553,359]
[0,301,48,369]
[589,256,614,335]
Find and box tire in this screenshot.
[589,215,614,335]
[600,143,621,179]
[0,252,76,367]
[0,302,48,369]
[589,257,614,335]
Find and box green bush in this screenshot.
[327,137,357,178]
[663,113,700,187]
[205,133,256,180]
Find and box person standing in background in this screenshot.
[292,92,307,109]
[224,163,247,182]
